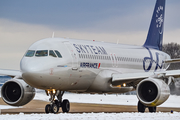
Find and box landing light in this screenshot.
[52,89,56,94]
[123,83,126,87]
[116,85,121,88]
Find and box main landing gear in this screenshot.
[45,90,70,114]
[138,101,156,113]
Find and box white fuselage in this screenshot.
[20,38,170,93]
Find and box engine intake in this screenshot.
[137,78,170,107]
[1,79,35,106]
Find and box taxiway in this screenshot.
[0,98,179,114]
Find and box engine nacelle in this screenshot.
[1,79,35,106]
[136,78,170,107]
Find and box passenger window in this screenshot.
[55,50,62,58]
[49,50,57,57]
[25,50,35,57]
[35,50,48,57]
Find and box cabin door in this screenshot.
[64,42,78,70]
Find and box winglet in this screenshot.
[52,32,55,38]
[143,0,166,51]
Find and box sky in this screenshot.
[0,0,180,70]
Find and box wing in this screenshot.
[0,69,22,78]
[112,58,180,86]
[112,70,180,86]
[112,72,155,86]
[165,70,180,78]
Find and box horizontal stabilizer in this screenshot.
[164,58,180,64]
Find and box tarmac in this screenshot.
[0,98,180,114]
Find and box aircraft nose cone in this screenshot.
[21,64,40,74]
[20,57,46,73]
[20,57,47,88]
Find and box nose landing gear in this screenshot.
[45,90,70,114]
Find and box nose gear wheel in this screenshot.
[44,90,70,114]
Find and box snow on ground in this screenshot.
[1,92,180,110]
[0,105,21,110]
[34,92,180,108]
[1,90,180,108]
[0,112,180,120]
[0,92,180,119]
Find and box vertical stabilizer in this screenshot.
[143,0,166,51]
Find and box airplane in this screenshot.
[0,0,180,114]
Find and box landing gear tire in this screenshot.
[45,104,51,113]
[62,99,70,113]
[148,107,156,112]
[51,103,59,114]
[45,90,70,114]
[55,100,61,107]
[138,101,146,113]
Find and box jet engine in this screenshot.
[1,79,35,106]
[136,78,170,107]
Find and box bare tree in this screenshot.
[162,42,180,95]
[162,42,180,70]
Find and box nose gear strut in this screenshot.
[45,90,70,114]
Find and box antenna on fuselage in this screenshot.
[117,39,119,44]
[52,32,55,38]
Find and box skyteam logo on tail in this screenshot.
[156,6,164,34]
[143,1,165,51]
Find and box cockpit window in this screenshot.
[25,50,35,57]
[35,50,48,57]
[49,50,57,57]
[55,50,62,58]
